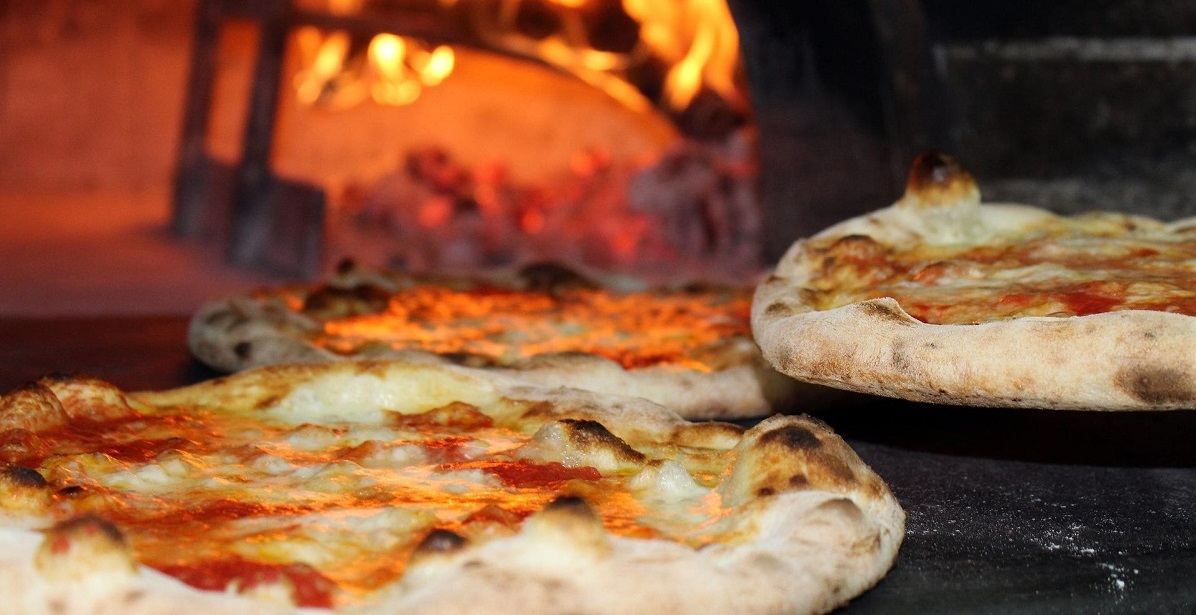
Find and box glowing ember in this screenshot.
[336,134,761,281]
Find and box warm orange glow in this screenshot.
[325,0,365,14]
[520,208,547,234]
[416,45,456,85]
[366,33,457,106]
[625,0,744,111]
[296,0,744,115]
[293,27,354,106]
[16,399,660,605]
[293,27,456,109]
[369,33,407,76]
[316,285,752,370]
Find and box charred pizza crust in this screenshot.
[753,151,1196,410]
[188,262,797,420]
[0,362,903,614]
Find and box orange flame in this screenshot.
[369,33,456,106]
[296,0,743,114]
[294,27,456,109]
[625,0,744,111]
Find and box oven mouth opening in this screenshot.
[173,0,763,284]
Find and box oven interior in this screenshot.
[2,0,1194,296]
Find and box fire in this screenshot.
[624,0,744,111]
[293,28,354,107]
[298,0,760,280]
[294,28,456,108]
[369,34,456,106]
[294,0,744,115]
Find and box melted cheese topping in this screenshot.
[1,382,739,609]
[804,225,1196,324]
[302,286,750,371]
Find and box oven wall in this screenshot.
[0,0,197,191]
[5,1,1194,243]
[734,0,1196,263]
[923,0,1196,220]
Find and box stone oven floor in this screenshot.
[0,190,285,317]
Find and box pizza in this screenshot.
[0,361,903,614]
[753,151,1196,410]
[188,261,797,420]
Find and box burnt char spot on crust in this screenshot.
[756,417,859,487]
[3,464,47,487]
[352,360,396,377]
[415,529,468,554]
[253,394,284,410]
[51,515,128,545]
[858,301,915,325]
[723,414,892,511]
[202,307,249,329]
[1115,366,1196,405]
[764,301,798,319]
[35,514,140,582]
[906,151,965,193]
[121,590,146,606]
[545,494,593,514]
[0,381,70,433]
[759,425,822,450]
[902,151,979,209]
[440,352,497,368]
[517,261,598,294]
[890,339,914,372]
[819,455,860,484]
[825,234,887,260]
[560,419,647,464]
[302,283,393,320]
[524,495,610,554]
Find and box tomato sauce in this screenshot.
[14,397,636,607]
[316,286,752,370]
[1059,283,1122,316]
[468,459,602,487]
[154,557,336,608]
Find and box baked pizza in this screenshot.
[188,261,797,420]
[754,151,1196,410]
[0,361,903,614]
